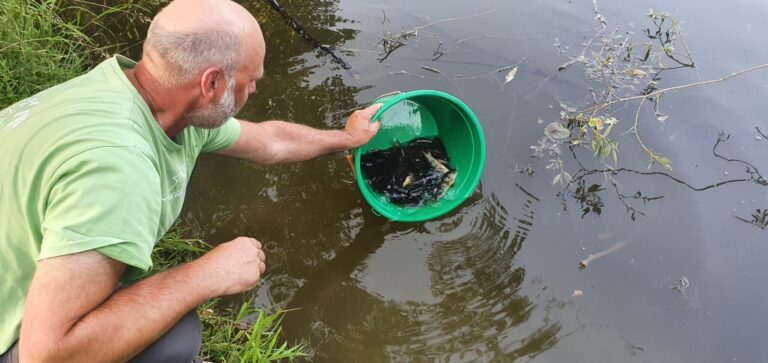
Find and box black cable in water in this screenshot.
[260,0,353,70]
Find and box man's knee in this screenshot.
[129,309,202,363]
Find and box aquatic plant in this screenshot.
[537,8,696,176]
[531,3,768,221]
[736,209,768,230]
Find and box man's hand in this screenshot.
[197,236,266,296]
[344,103,382,148]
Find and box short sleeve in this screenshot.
[199,117,241,153]
[39,147,161,274]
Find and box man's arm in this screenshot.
[216,104,382,164]
[19,237,265,363]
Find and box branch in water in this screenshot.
[581,63,768,114]
[757,126,768,141]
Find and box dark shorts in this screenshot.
[0,309,201,363]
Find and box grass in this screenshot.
[199,301,308,363]
[152,226,210,272]
[0,0,107,109]
[2,1,307,361]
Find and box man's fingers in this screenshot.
[259,261,266,274]
[358,103,383,119]
[258,249,266,262]
[247,237,261,249]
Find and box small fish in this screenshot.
[436,170,457,200]
[423,152,449,174]
[402,173,415,188]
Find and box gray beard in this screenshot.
[184,75,239,129]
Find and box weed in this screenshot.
[0,0,92,109]
[151,226,210,273]
[199,300,308,363]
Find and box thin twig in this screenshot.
[571,168,750,192]
[579,241,626,269]
[582,63,768,114]
[376,9,496,62]
[631,95,664,169]
[409,9,496,33]
[757,126,768,141]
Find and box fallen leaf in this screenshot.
[545,122,571,141]
[558,100,578,113]
[572,289,584,297]
[504,67,519,84]
[588,117,604,131]
[626,68,648,78]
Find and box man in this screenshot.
[0,0,381,361]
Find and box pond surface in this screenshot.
[138,0,768,361]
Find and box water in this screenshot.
[117,0,768,361]
[361,137,453,207]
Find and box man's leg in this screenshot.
[0,309,201,363]
[0,342,18,363]
[129,309,202,363]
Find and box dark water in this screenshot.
[361,137,453,206]
[118,0,768,361]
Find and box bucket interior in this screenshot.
[356,91,485,222]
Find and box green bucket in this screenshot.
[354,90,486,222]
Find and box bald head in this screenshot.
[143,0,265,86]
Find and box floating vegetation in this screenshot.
[375,9,496,63]
[361,137,456,207]
[736,209,768,230]
[532,3,768,221]
[543,7,696,174]
[669,276,690,300]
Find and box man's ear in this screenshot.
[200,67,224,102]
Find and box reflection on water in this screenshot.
[280,185,560,362]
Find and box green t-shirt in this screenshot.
[0,55,241,352]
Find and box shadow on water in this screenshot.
[282,185,564,362]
